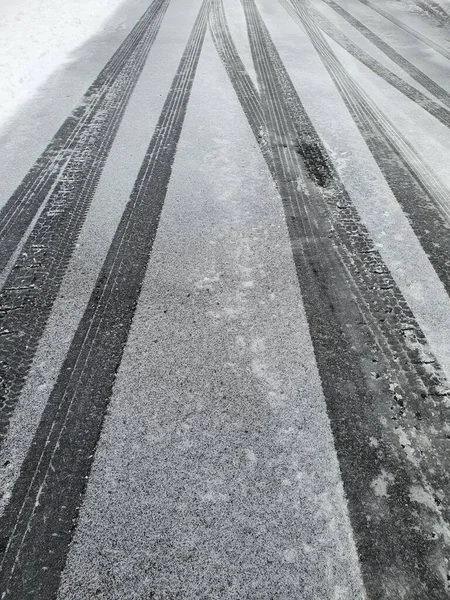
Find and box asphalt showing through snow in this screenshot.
[1,0,450,597]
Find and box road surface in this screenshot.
[1,0,450,597]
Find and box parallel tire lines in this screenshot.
[0,0,169,271]
[209,0,265,139]
[286,0,450,333]
[232,0,450,596]
[320,0,450,110]
[0,2,210,598]
[300,0,450,129]
[0,0,170,443]
[358,0,450,62]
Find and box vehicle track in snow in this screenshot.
[0,0,170,272]
[208,0,264,139]
[0,2,210,598]
[303,0,450,126]
[1,0,450,597]
[286,0,450,325]
[213,0,450,596]
[0,0,170,443]
[358,0,450,61]
[320,0,450,109]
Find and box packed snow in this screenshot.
[0,0,128,133]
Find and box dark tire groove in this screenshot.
[320,0,450,103]
[285,0,450,129]
[0,0,170,271]
[0,0,170,442]
[288,0,450,349]
[0,2,209,598]
[358,0,450,61]
[216,0,450,596]
[209,0,264,136]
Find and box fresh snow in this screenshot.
[0,0,129,133]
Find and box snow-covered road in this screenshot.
[1,0,450,598]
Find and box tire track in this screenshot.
[0,0,170,272]
[292,0,450,129]
[418,0,450,27]
[358,0,450,62]
[208,0,275,178]
[0,2,209,598]
[224,0,450,596]
[319,0,450,109]
[209,0,265,140]
[0,0,170,442]
[285,0,450,336]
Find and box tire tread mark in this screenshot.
[0,0,170,269]
[288,0,450,128]
[209,0,265,137]
[0,0,170,442]
[234,0,450,596]
[358,0,450,61]
[288,0,450,333]
[320,0,450,108]
[0,2,209,598]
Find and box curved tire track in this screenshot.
[209,0,264,139]
[225,0,450,596]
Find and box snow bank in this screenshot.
[0,0,129,132]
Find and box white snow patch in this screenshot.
[245,448,257,464]
[395,426,419,466]
[370,470,395,498]
[0,0,129,132]
[283,548,297,563]
[409,484,438,511]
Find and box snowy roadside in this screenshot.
[0,0,129,133]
